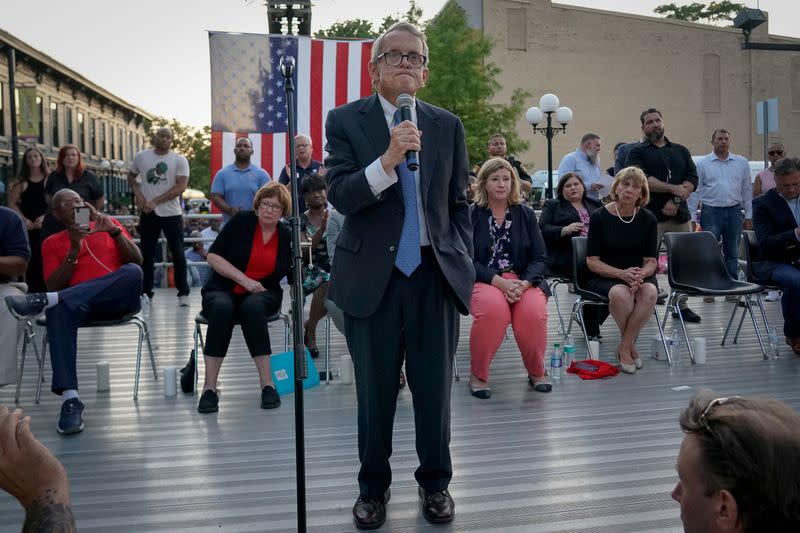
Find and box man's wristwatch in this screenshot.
[672,196,682,205]
[109,227,123,238]
[65,251,78,265]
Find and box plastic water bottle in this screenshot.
[550,343,563,380]
[563,334,576,367]
[669,328,681,364]
[140,294,151,319]
[767,326,780,359]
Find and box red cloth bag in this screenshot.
[566,359,619,380]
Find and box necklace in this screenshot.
[611,202,638,224]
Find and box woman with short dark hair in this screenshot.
[198,182,293,413]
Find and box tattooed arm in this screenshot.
[0,406,76,532]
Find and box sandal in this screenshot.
[528,375,552,393]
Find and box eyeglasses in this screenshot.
[698,396,741,432]
[258,202,283,213]
[768,150,784,156]
[376,50,427,68]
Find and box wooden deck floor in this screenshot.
[1,280,797,532]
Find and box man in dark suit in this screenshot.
[752,156,800,355]
[324,21,474,529]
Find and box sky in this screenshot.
[3,0,797,128]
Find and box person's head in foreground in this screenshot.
[673,389,800,533]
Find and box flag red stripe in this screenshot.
[335,42,349,107]
[261,133,274,177]
[310,40,324,162]
[210,130,223,182]
[361,42,373,96]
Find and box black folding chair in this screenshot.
[566,237,670,361]
[721,231,781,354]
[661,231,765,361]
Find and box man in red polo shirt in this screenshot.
[5,189,143,435]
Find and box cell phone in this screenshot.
[74,206,91,229]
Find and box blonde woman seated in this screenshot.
[469,157,551,398]
[585,167,658,373]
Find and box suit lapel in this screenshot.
[416,100,441,207]
[358,94,391,163]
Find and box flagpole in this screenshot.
[280,55,308,533]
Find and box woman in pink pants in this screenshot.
[468,157,551,399]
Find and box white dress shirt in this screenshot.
[688,151,753,220]
[364,93,430,246]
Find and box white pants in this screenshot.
[0,283,26,387]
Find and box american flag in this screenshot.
[209,32,373,182]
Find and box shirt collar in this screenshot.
[641,136,672,148]
[233,162,253,172]
[377,93,416,123]
[709,151,732,162]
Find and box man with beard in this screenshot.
[210,137,270,225]
[558,133,606,200]
[626,108,701,323]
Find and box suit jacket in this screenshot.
[539,196,603,277]
[752,188,800,278]
[470,203,550,296]
[203,212,292,294]
[324,94,474,318]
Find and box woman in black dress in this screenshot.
[7,148,49,292]
[586,167,658,373]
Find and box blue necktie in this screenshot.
[392,109,421,276]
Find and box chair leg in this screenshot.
[673,302,695,364]
[732,304,748,344]
[36,332,48,405]
[575,301,591,350]
[453,354,460,382]
[756,293,770,333]
[282,314,290,352]
[133,325,144,401]
[324,315,331,384]
[743,296,767,359]
[193,323,201,393]
[653,307,671,362]
[721,298,741,346]
[550,280,567,337]
[14,323,32,404]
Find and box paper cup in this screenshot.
[340,355,354,385]
[693,337,707,365]
[97,361,110,392]
[163,366,177,397]
[588,340,600,360]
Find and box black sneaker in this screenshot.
[197,389,219,413]
[5,293,48,319]
[260,385,281,409]
[57,398,85,435]
[673,307,702,323]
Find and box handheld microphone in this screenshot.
[395,93,419,171]
[280,56,295,79]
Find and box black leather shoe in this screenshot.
[352,489,390,530]
[673,307,701,323]
[419,487,454,524]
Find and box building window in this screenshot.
[507,8,527,51]
[0,83,5,137]
[702,53,721,113]
[65,107,73,145]
[77,112,85,152]
[99,122,106,158]
[110,124,116,159]
[50,101,59,147]
[89,118,97,155]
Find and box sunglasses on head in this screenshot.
[769,150,784,156]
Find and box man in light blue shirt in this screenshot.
[688,129,752,280]
[558,133,606,200]
[209,137,270,224]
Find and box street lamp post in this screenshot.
[525,94,573,200]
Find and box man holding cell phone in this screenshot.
[4,189,143,435]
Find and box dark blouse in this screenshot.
[19,179,48,221]
[204,211,292,294]
[470,203,550,295]
[44,169,103,204]
[586,207,658,274]
[539,196,603,278]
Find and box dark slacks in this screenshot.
[139,212,189,297]
[201,289,283,357]
[345,249,457,497]
[47,264,143,393]
[769,264,800,339]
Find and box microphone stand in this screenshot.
[280,55,308,533]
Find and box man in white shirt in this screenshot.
[558,133,606,200]
[127,127,191,306]
[689,129,752,289]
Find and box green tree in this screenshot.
[653,1,746,24]
[149,117,211,196]
[417,3,529,166]
[314,1,423,39]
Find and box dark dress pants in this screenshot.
[201,289,283,357]
[47,264,143,393]
[139,212,189,297]
[345,249,457,498]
